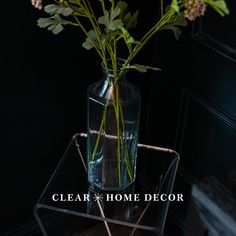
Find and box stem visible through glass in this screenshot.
[91,68,133,188]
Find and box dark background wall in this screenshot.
[1,0,236,235]
[145,1,236,234]
[2,1,92,233]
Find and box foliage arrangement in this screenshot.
[36,0,229,73]
[34,0,229,189]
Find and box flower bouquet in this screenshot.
[33,0,229,190]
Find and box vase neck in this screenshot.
[101,59,127,83]
[103,70,126,84]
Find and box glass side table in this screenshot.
[34,133,179,236]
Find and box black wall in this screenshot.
[145,1,236,234]
[2,1,93,233]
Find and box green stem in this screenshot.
[109,0,115,9]
[100,0,106,14]
[161,0,164,17]
[121,10,173,71]
[115,85,121,187]
[91,102,108,161]
[119,103,133,181]
[111,39,122,188]
[80,0,108,67]
[108,81,122,186]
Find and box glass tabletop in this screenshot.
[34,133,179,236]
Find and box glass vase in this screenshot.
[87,59,141,191]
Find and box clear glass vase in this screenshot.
[87,59,141,191]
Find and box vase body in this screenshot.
[87,62,141,191]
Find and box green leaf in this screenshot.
[161,15,187,40]
[44,4,73,17]
[171,0,179,13]
[98,11,109,29]
[110,6,121,20]
[123,10,139,29]
[52,24,64,34]
[205,0,229,16]
[71,5,86,17]
[119,27,138,45]
[82,30,96,50]
[37,18,54,28]
[82,30,101,50]
[127,36,135,44]
[117,1,128,17]
[62,7,73,16]
[175,16,188,27]
[130,64,161,73]
[109,19,123,31]
[82,40,93,50]
[44,4,60,15]
[48,24,56,31]
[163,25,181,40]
[57,6,64,14]
[37,14,69,35]
[98,7,123,32]
[117,1,139,30]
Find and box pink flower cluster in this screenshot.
[184,0,207,21]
